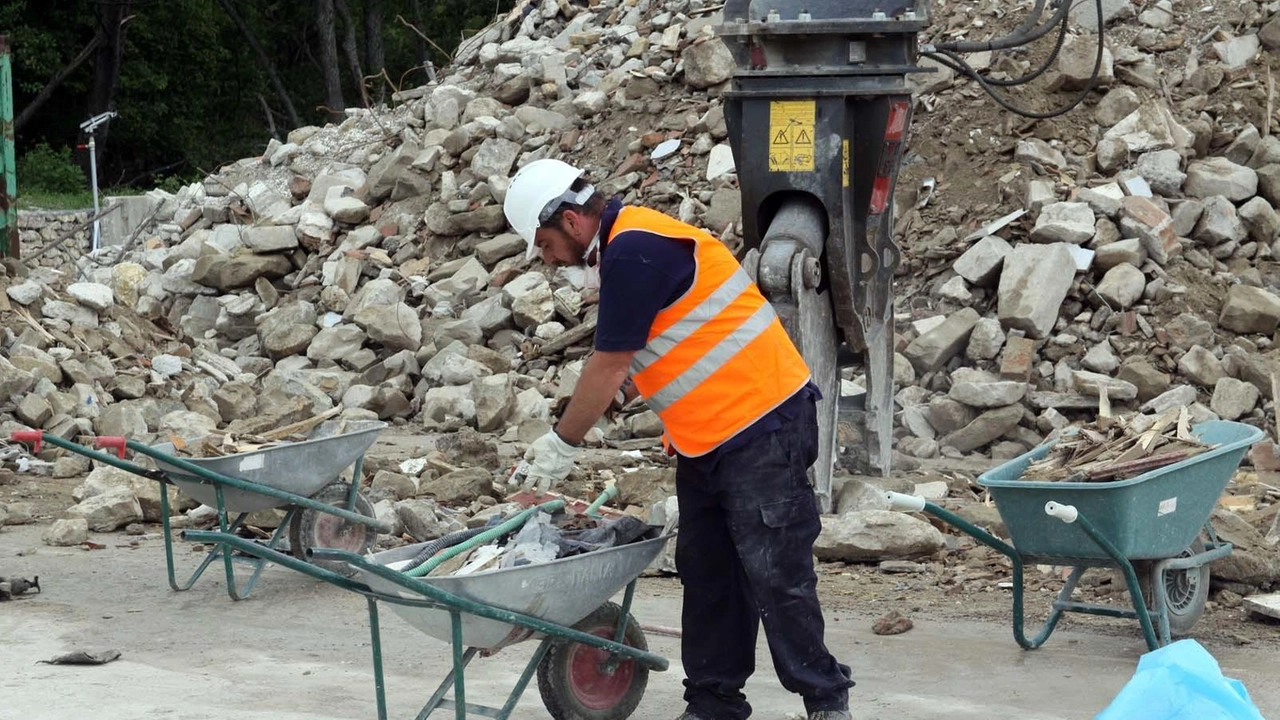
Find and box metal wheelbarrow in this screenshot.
[185,489,673,720]
[885,420,1265,651]
[11,419,391,600]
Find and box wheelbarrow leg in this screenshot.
[415,613,476,720]
[496,638,553,719]
[367,597,389,720]
[1044,502,1160,651]
[885,494,1063,650]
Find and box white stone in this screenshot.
[1031,202,1096,244]
[706,144,736,180]
[67,282,114,311]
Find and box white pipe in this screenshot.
[88,135,101,252]
[884,491,926,512]
[1044,501,1078,524]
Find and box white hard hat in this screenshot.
[503,158,593,259]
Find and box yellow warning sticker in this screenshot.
[842,140,850,187]
[768,100,816,172]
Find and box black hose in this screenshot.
[1008,0,1049,45]
[401,526,492,573]
[922,0,1104,120]
[967,11,1071,88]
[932,0,1071,53]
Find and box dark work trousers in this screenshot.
[675,397,853,719]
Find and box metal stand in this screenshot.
[78,111,117,251]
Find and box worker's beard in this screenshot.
[560,231,601,291]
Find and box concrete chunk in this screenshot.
[997,244,1076,339]
[954,235,1013,286]
[903,308,981,374]
[1219,285,1280,335]
[1031,202,1096,244]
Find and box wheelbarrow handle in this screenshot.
[1044,501,1078,524]
[11,430,43,453]
[884,491,926,512]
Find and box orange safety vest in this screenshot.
[605,206,812,457]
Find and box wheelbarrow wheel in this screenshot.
[289,482,377,578]
[537,601,649,720]
[1134,537,1211,637]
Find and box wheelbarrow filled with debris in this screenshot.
[185,485,674,720]
[10,418,390,600]
[886,419,1264,651]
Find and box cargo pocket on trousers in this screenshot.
[760,494,812,528]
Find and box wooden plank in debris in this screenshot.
[258,405,344,441]
[1218,495,1257,513]
[1244,593,1280,620]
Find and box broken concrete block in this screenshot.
[997,243,1076,339]
[903,308,980,374]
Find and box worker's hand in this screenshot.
[513,429,581,494]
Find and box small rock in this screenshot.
[954,236,1013,286]
[43,518,89,546]
[1184,157,1258,202]
[1178,346,1225,388]
[966,318,1006,360]
[1211,377,1260,421]
[813,511,945,562]
[67,282,115,311]
[1219,285,1280,335]
[682,38,734,88]
[65,488,143,532]
[903,308,980,374]
[871,610,914,636]
[1031,203,1096,244]
[1095,263,1146,309]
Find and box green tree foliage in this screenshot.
[15,143,86,194]
[6,0,514,195]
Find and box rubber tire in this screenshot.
[1133,537,1211,637]
[536,602,649,720]
[288,482,377,578]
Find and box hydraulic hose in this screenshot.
[929,0,1071,53]
[401,526,491,573]
[404,498,566,578]
[922,0,1104,120]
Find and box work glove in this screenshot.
[511,429,581,494]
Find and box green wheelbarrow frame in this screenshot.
[10,429,391,601]
[184,491,672,720]
[886,420,1265,652]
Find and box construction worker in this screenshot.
[503,157,853,720]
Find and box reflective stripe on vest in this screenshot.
[607,206,812,457]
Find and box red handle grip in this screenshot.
[11,430,44,453]
[94,436,127,460]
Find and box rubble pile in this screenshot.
[3,0,1280,604]
[890,6,1280,469]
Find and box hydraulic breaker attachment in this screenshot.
[718,0,930,507]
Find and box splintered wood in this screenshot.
[1021,407,1219,483]
[171,408,347,458]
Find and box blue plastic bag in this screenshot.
[1095,639,1265,720]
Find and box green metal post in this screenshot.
[0,35,18,258]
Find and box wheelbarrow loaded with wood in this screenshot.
[886,416,1265,651]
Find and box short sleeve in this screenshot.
[593,231,696,352]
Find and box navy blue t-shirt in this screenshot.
[592,199,821,460]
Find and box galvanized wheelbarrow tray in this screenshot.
[11,419,391,600]
[886,420,1265,651]
[186,490,673,720]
